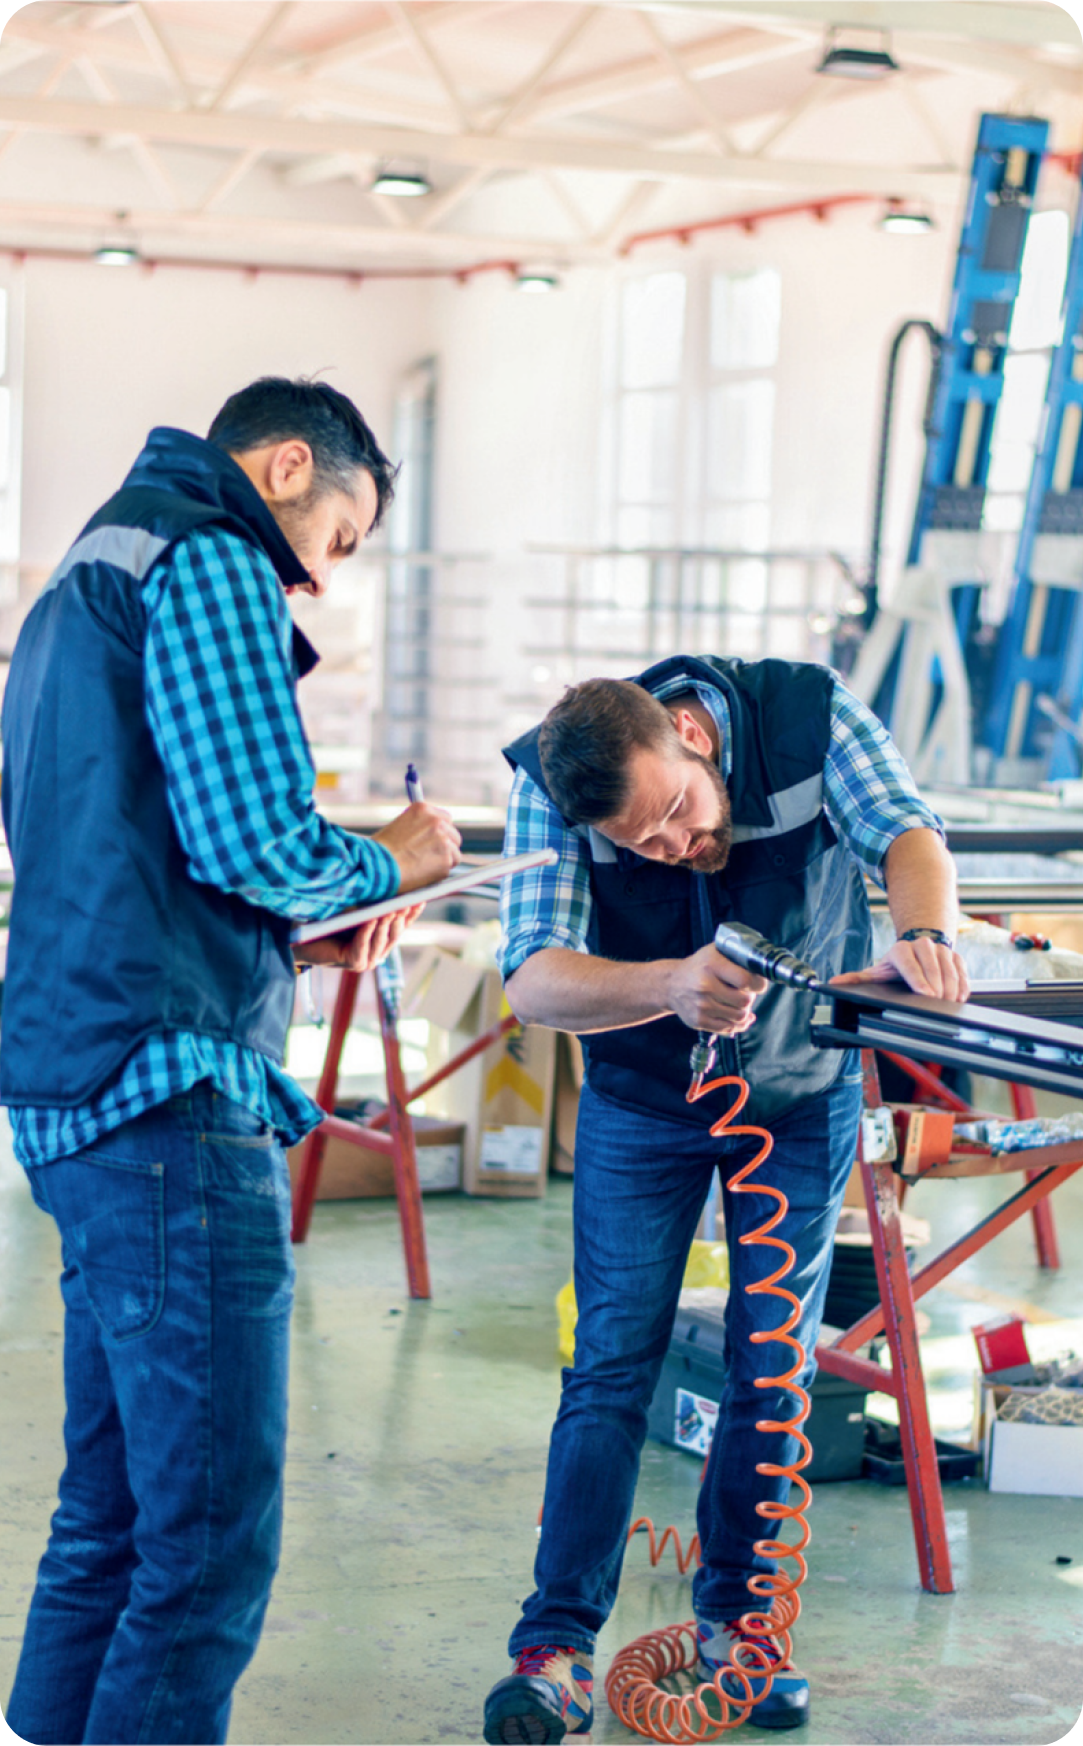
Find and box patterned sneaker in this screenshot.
[483,1645,594,1743]
[697,1617,810,1730]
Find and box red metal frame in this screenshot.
[880,1050,1060,1269]
[816,1088,1082,1593]
[289,971,521,1300]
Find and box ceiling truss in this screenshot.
[0,0,1077,273]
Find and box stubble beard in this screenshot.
[672,751,733,875]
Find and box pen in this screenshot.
[405,763,424,804]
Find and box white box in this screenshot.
[982,1383,1083,1497]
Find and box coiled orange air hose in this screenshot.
[605,1069,813,1743]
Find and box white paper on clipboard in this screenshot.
[291,847,558,945]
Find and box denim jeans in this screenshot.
[509,1067,863,1656]
[6,1085,295,1745]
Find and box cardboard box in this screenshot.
[550,1032,584,1176]
[404,946,555,1197]
[981,1382,1083,1497]
[287,1112,464,1200]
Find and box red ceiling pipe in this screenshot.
[619,191,879,256]
[0,243,523,285]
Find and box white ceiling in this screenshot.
[0,0,1079,274]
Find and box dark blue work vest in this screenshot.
[1,428,318,1107]
[504,655,872,1126]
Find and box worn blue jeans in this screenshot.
[510,1068,863,1656]
[6,1085,295,1745]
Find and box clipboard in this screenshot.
[291,847,558,944]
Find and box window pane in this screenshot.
[986,352,1048,494]
[706,380,774,502]
[704,501,771,550]
[618,390,678,503]
[620,272,686,389]
[616,503,675,547]
[711,270,781,370]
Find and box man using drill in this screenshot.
[483,653,967,1743]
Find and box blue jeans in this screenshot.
[6,1085,295,1745]
[509,1069,863,1655]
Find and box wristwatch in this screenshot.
[898,927,955,950]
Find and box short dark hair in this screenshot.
[207,376,398,530]
[538,678,685,824]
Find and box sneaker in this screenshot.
[697,1617,810,1730]
[483,1645,594,1744]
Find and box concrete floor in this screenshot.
[2,1096,1082,1746]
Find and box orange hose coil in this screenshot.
[605,1071,813,1743]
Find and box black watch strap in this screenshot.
[898,926,955,950]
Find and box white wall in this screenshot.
[17,256,434,574]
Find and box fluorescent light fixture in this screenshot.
[817,28,899,79]
[371,169,431,197]
[880,204,935,234]
[516,268,559,293]
[94,243,140,266]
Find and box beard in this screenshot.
[269,485,320,569]
[669,751,733,874]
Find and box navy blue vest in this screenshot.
[1,428,318,1107]
[504,655,872,1126]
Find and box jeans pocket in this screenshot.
[36,1153,166,1342]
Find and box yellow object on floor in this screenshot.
[555,1240,729,1361]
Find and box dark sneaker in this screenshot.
[697,1617,810,1730]
[483,1644,594,1743]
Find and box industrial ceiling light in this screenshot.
[94,243,140,266]
[371,166,431,197]
[879,201,935,234]
[515,267,560,293]
[817,27,899,79]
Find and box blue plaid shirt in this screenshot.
[10,528,399,1166]
[498,671,944,979]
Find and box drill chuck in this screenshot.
[713,922,821,991]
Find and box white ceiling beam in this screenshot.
[897,34,1082,91]
[205,2,294,113]
[512,28,814,128]
[746,77,841,160]
[73,52,180,208]
[278,1,498,79]
[0,198,610,264]
[0,18,456,130]
[0,94,964,195]
[482,6,601,135]
[383,0,473,131]
[417,164,494,230]
[196,146,264,213]
[662,3,1081,52]
[133,4,196,108]
[595,177,658,247]
[635,10,735,157]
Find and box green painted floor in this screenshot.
[1,1098,1082,1746]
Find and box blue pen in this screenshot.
[405,763,424,804]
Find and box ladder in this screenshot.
[854,113,1049,779]
[982,166,1083,777]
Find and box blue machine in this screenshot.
[983,164,1083,777]
[862,113,1049,767]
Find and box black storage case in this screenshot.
[647,1299,869,1482]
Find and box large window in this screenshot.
[602,261,793,661]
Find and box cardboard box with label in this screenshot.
[404,945,555,1197]
[287,1112,464,1200]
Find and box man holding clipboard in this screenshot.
[1,377,460,1745]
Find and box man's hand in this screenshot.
[294,904,424,972]
[664,942,768,1036]
[831,936,969,1003]
[374,803,462,893]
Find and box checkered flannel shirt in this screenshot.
[498,672,944,980]
[10,528,399,1166]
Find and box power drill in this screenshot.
[689,924,824,1077]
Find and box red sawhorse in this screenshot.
[290,967,518,1298]
[815,1052,1083,1594]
